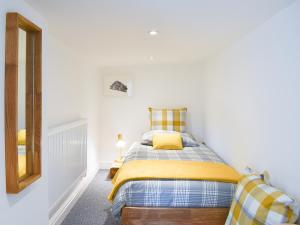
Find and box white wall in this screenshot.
[202,0,300,203]
[47,35,102,175]
[97,64,203,165]
[47,36,87,126]
[0,0,49,224]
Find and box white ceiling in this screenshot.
[26,0,295,66]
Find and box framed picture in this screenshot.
[103,75,133,97]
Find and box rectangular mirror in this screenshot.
[5,13,42,193]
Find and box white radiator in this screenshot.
[48,120,87,218]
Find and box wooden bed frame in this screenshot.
[121,207,230,225]
[121,207,298,225]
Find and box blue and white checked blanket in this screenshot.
[111,142,236,223]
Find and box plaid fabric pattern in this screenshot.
[124,142,223,163]
[112,142,236,224]
[149,107,187,132]
[225,174,299,225]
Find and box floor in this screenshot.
[62,170,115,225]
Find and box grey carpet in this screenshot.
[62,170,115,225]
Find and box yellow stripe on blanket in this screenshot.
[108,160,240,201]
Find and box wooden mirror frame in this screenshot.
[5,12,42,193]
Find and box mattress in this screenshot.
[111,142,236,223]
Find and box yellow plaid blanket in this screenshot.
[225,174,299,225]
[108,160,240,201]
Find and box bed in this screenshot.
[111,141,237,225]
[18,145,26,178]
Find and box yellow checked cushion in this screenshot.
[149,107,187,132]
[225,174,299,225]
[153,133,183,150]
[18,129,26,145]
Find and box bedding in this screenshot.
[18,145,26,177]
[111,142,237,223]
[153,133,183,150]
[149,107,187,132]
[109,160,240,201]
[141,130,200,147]
[18,129,26,145]
[226,174,299,225]
[18,129,27,177]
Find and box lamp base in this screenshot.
[115,157,124,163]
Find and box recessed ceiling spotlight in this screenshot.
[149,30,158,36]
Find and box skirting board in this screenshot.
[49,171,87,218]
[49,167,99,225]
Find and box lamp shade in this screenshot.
[117,134,123,141]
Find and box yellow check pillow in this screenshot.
[149,107,187,132]
[225,174,299,225]
[153,133,183,150]
[18,129,26,145]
